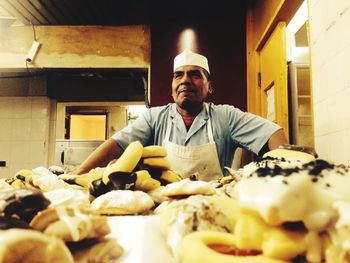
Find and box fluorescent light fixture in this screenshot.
[26,40,41,63]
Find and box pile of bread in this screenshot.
[2,140,350,263]
[0,140,184,262]
[157,149,350,263]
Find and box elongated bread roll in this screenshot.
[102,141,144,184]
[142,157,171,170]
[142,145,167,158]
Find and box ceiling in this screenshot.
[0,0,150,26]
[0,0,247,27]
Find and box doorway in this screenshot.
[286,0,314,146]
[246,0,313,147]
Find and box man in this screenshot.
[74,50,288,180]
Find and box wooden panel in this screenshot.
[246,7,260,115]
[249,0,304,51]
[0,25,150,69]
[259,22,289,139]
[252,0,284,48]
[246,0,304,116]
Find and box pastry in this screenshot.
[102,140,144,184]
[181,230,285,263]
[230,158,350,262]
[74,168,104,188]
[142,157,171,170]
[48,165,65,175]
[158,194,238,260]
[142,145,167,158]
[0,216,30,230]
[43,188,90,208]
[159,170,182,185]
[0,228,74,262]
[161,178,216,197]
[69,237,123,263]
[134,170,161,191]
[0,187,50,222]
[263,148,316,163]
[90,190,155,215]
[30,207,111,242]
[31,166,66,191]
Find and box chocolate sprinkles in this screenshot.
[252,159,346,180]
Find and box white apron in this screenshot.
[163,104,223,181]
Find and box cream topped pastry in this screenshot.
[161,178,216,197]
[158,194,238,261]
[90,190,155,215]
[233,159,350,231]
[44,188,90,208]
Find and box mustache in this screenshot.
[177,85,196,93]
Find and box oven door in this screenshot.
[55,139,104,166]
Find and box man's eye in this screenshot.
[189,71,202,78]
[173,73,182,79]
[190,74,201,79]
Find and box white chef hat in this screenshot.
[173,49,210,74]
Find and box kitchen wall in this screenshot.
[0,25,150,178]
[308,0,350,163]
[0,75,56,178]
[150,1,247,109]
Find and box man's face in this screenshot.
[171,65,212,110]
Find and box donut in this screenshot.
[180,231,285,263]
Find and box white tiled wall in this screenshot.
[0,96,54,178]
[308,0,350,164]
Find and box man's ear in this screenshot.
[208,82,213,94]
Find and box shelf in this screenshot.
[298,115,312,125]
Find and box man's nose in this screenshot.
[180,72,192,83]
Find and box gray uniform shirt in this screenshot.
[112,103,282,174]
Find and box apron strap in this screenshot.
[204,103,215,144]
[164,109,172,142]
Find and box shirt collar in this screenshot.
[169,103,209,120]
